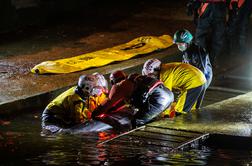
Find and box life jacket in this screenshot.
[75,86,107,120]
[91,78,135,119]
[131,75,163,107]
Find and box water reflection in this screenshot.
[139,149,210,166]
[1,112,252,165]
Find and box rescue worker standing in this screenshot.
[41,73,108,134]
[187,0,227,65]
[173,29,213,88]
[226,0,252,55]
[142,59,206,115]
[92,71,174,128]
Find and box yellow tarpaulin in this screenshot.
[31,35,173,74]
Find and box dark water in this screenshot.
[1,112,252,166]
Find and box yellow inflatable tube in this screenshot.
[31,35,173,74]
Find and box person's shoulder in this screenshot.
[114,79,133,89]
[69,86,78,95]
[54,86,76,100]
[180,62,200,70]
[189,42,200,50]
[164,62,182,65]
[191,42,208,53]
[162,62,184,71]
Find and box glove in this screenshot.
[169,110,176,118]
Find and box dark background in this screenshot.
[0,0,176,33]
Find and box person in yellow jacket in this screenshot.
[142,58,206,117]
[41,73,108,134]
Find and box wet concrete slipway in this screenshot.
[1,0,252,165]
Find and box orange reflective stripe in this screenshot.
[198,3,209,16]
[229,0,245,9]
[238,0,245,8]
[148,80,163,93]
[229,0,236,10]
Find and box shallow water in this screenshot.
[1,112,252,166]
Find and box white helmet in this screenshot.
[142,58,161,76]
[92,72,109,93]
[78,74,102,96]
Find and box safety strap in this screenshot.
[111,98,125,108]
[112,104,128,113]
[198,3,209,17]
[148,80,163,93]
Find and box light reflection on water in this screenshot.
[1,112,252,165]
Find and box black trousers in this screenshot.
[226,0,252,55]
[195,9,226,63]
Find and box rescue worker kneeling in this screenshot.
[92,71,174,128]
[142,59,206,117]
[41,73,108,134]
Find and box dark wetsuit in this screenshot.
[194,1,226,63]
[226,0,252,55]
[183,42,213,88]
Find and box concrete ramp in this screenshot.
[100,91,252,150]
[149,91,252,137]
[100,125,209,151]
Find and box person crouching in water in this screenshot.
[92,70,174,128]
[142,58,206,117]
[41,73,108,134]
